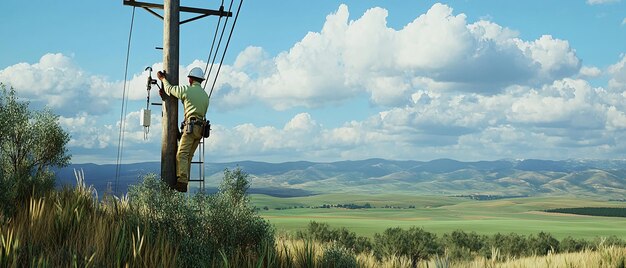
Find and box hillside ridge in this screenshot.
[55,158,626,198]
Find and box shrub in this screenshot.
[489,233,529,258]
[595,235,626,248]
[128,174,203,266]
[0,84,70,216]
[205,168,275,256]
[297,221,372,254]
[528,231,560,255]
[297,221,335,241]
[127,168,275,267]
[561,236,591,253]
[441,230,488,261]
[320,243,358,268]
[373,227,442,267]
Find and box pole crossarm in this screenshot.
[123,0,232,18]
[122,0,239,190]
[142,7,163,20]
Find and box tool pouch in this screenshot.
[178,122,184,140]
[202,120,211,138]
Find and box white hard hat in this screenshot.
[188,67,205,80]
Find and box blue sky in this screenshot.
[1,0,626,164]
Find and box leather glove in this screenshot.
[157,71,166,80]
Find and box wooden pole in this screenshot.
[162,0,179,188]
[122,0,231,189]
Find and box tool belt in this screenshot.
[180,117,211,138]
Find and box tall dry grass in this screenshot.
[269,237,428,268]
[2,170,626,267]
[0,169,177,267]
[255,237,626,268]
[460,245,626,268]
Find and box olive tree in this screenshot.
[373,227,443,267]
[0,84,71,214]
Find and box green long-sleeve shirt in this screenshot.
[162,79,209,120]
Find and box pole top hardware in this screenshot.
[123,0,232,22]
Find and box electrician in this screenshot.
[157,67,209,192]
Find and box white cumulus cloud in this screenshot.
[608,54,626,91]
[204,113,322,160]
[579,66,602,78]
[0,53,117,116]
[208,3,582,110]
[586,0,620,5]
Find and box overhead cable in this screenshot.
[115,6,136,194]
[209,0,243,99]
[204,0,235,91]
[202,0,225,87]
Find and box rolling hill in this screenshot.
[55,158,626,198]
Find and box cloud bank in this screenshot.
[211,4,581,110]
[2,3,625,163]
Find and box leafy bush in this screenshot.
[297,221,372,254]
[595,235,626,248]
[0,84,70,216]
[210,168,275,253]
[441,230,488,261]
[373,227,443,266]
[488,233,529,258]
[528,231,560,255]
[127,168,275,267]
[561,236,591,253]
[320,243,358,268]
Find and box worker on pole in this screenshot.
[157,67,209,192]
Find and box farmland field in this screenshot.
[251,194,626,239]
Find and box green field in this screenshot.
[251,194,626,240]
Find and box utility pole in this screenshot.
[123,0,231,189]
[162,0,179,188]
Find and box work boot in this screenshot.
[176,182,188,193]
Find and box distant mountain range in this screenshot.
[55,158,626,198]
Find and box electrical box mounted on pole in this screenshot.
[122,0,232,189]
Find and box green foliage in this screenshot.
[0,168,276,267]
[488,233,529,258]
[0,83,71,215]
[528,231,560,255]
[441,230,488,261]
[128,174,213,267]
[207,168,276,256]
[373,227,443,266]
[320,243,358,268]
[127,168,275,267]
[595,235,626,248]
[545,207,626,217]
[297,221,372,254]
[219,168,250,203]
[560,236,591,253]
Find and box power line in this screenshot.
[204,0,234,91]
[115,6,136,194]
[202,0,225,86]
[209,0,243,99]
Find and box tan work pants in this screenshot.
[177,122,203,184]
